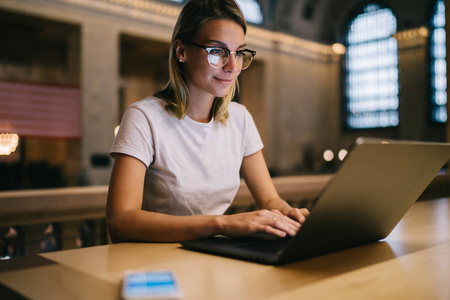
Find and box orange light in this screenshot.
[0,133,19,155]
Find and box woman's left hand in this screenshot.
[272,208,310,225]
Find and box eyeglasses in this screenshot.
[188,42,256,70]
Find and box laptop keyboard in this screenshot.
[238,237,290,254]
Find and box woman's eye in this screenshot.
[210,48,225,55]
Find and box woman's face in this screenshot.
[180,19,245,101]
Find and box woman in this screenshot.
[107,0,309,243]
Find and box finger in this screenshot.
[272,210,301,229]
[253,211,300,237]
[292,211,306,224]
[271,215,299,236]
[259,210,299,235]
[276,213,301,229]
[260,224,287,238]
[274,223,298,236]
[288,208,309,224]
[280,216,301,233]
[271,209,283,216]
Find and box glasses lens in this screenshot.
[208,48,228,68]
[208,54,221,66]
[241,51,254,70]
[207,48,255,69]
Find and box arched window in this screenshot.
[235,0,263,24]
[430,0,447,123]
[166,0,264,24]
[344,4,399,129]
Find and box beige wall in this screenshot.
[270,47,341,173]
[237,39,343,174]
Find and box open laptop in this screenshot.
[181,137,450,265]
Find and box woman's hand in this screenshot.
[281,208,310,225]
[239,151,311,238]
[216,209,302,238]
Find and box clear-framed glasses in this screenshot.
[188,42,256,70]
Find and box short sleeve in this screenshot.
[243,107,264,157]
[109,106,154,167]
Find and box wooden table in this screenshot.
[1,198,449,300]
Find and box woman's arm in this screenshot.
[240,150,310,224]
[107,154,221,242]
[107,154,300,242]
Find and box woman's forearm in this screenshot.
[107,209,221,243]
[107,207,304,242]
[260,197,293,214]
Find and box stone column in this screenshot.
[81,21,119,185]
[395,29,428,141]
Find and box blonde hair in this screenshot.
[154,0,247,124]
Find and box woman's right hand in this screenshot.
[215,209,301,238]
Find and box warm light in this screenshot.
[114,126,120,137]
[418,26,429,37]
[338,149,348,161]
[331,43,346,55]
[393,27,430,41]
[323,149,334,162]
[0,133,19,155]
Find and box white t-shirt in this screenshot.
[110,96,263,216]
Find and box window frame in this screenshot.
[342,3,400,131]
[428,0,448,125]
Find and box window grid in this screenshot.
[430,0,447,123]
[345,4,399,129]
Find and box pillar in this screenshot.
[81,21,119,185]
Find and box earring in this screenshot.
[179,58,184,62]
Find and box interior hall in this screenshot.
[1,0,450,256]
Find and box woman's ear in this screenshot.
[174,39,186,62]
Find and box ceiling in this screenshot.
[253,0,440,44]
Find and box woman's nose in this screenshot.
[223,53,240,72]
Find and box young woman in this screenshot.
[107,0,309,243]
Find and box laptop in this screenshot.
[181,137,450,265]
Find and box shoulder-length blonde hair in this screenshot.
[154,0,247,125]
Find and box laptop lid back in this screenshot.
[278,137,450,263]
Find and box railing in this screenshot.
[1,173,449,258]
[0,186,108,257]
[228,174,332,213]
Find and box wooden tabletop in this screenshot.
[1,198,449,300]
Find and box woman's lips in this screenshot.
[214,77,234,85]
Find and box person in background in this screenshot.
[107,0,309,243]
